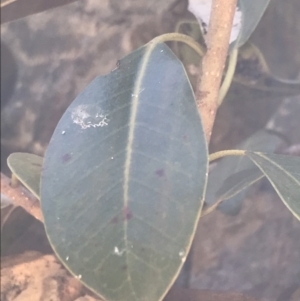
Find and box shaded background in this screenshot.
[1,0,300,300]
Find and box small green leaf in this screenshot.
[7,153,43,200]
[205,130,282,215]
[234,42,300,95]
[1,0,78,24]
[216,168,263,204]
[236,0,270,48]
[246,152,300,220]
[41,42,208,301]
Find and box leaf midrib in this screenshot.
[123,41,158,300]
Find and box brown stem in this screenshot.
[1,173,43,222]
[196,0,238,142]
[185,0,239,287]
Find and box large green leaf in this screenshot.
[204,130,282,215]
[246,152,300,220]
[40,42,208,301]
[7,152,43,200]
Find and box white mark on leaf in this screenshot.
[75,274,82,279]
[131,88,145,98]
[114,246,126,256]
[71,104,109,129]
[66,256,69,261]
[61,131,66,135]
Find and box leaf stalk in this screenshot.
[209,149,246,162]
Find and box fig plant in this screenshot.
[2,1,300,301]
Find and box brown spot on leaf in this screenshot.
[62,153,72,163]
[122,206,133,221]
[183,135,189,142]
[121,264,127,271]
[110,216,119,224]
[155,169,165,177]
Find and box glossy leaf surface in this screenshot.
[7,152,43,200]
[246,152,300,220]
[41,42,208,301]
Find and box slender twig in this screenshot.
[150,33,205,57]
[1,173,43,222]
[201,200,222,217]
[218,47,238,105]
[209,149,246,162]
[196,0,238,142]
[174,19,238,106]
[185,0,238,286]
